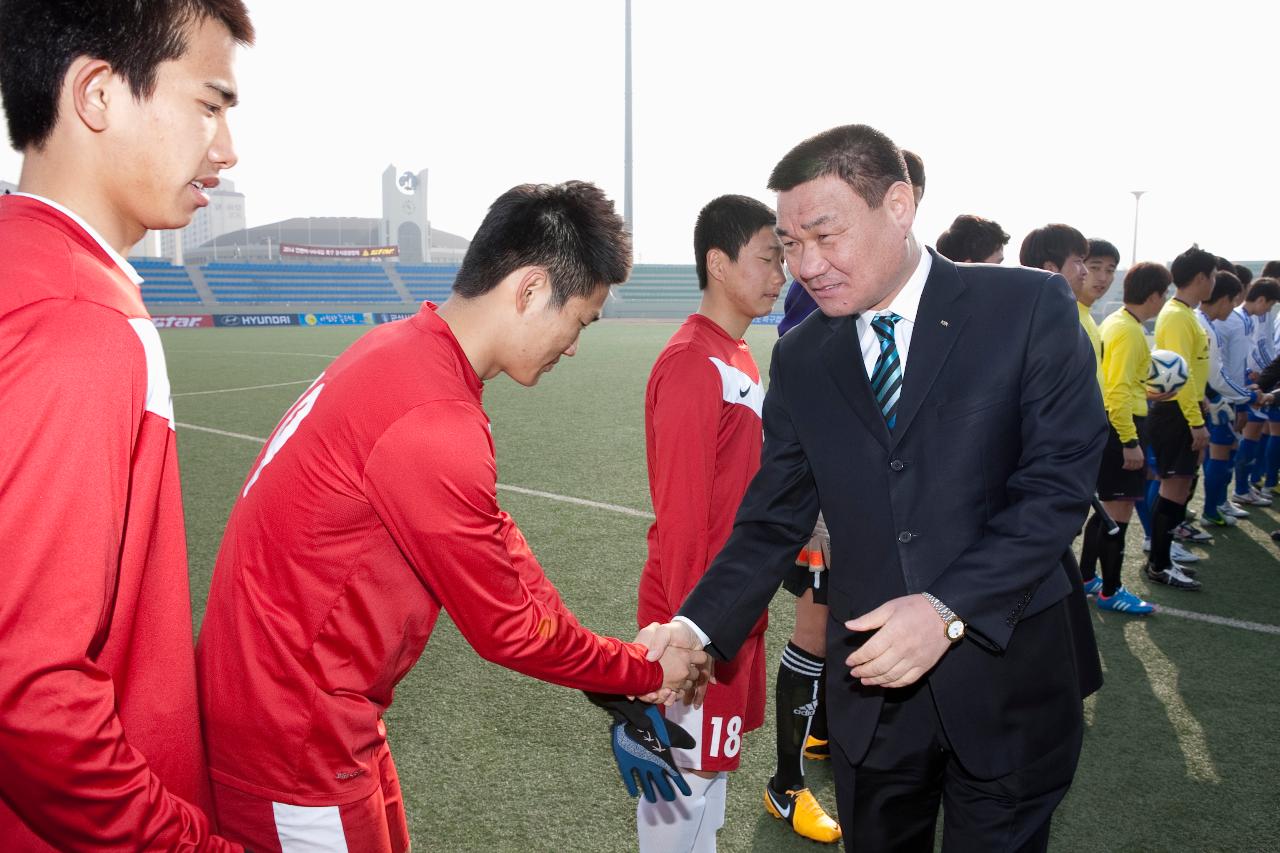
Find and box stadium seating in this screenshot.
[397,264,459,303]
[134,259,202,304]
[203,262,400,304]
[608,264,702,318]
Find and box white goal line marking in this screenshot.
[175,379,316,397]
[175,420,1280,637]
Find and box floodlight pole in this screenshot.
[624,0,633,236]
[1130,190,1146,266]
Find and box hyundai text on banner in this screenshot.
[152,314,214,329]
[214,313,299,327]
[279,243,400,259]
[299,313,371,326]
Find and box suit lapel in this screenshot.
[819,315,891,450]
[891,251,969,446]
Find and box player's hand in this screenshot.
[632,622,712,707]
[1190,425,1209,451]
[1122,446,1145,470]
[844,594,953,689]
[1147,388,1178,402]
[584,693,696,803]
[1260,393,1276,408]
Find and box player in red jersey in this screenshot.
[633,195,836,850]
[196,181,710,853]
[0,2,253,850]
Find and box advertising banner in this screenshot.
[299,313,371,326]
[213,313,299,327]
[151,314,214,329]
[280,243,399,259]
[374,312,416,324]
[751,313,784,326]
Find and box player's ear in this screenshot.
[706,249,727,285]
[68,57,116,134]
[514,267,550,316]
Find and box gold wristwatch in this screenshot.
[921,592,966,642]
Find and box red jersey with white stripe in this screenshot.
[196,303,663,807]
[637,313,766,633]
[0,195,230,850]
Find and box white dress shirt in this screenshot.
[855,248,932,380]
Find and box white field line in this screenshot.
[175,420,1280,637]
[1124,621,1222,783]
[175,379,315,397]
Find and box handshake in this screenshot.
[587,620,713,803]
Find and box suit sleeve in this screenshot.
[677,341,819,660]
[0,303,236,851]
[1101,324,1140,443]
[364,402,662,695]
[647,351,723,615]
[928,277,1108,651]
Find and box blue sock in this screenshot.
[1204,458,1232,519]
[1135,480,1158,537]
[1266,436,1280,487]
[1250,435,1271,487]
[1236,438,1260,495]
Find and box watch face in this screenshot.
[947,620,966,641]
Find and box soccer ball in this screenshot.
[1148,349,1189,395]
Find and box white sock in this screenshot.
[636,772,726,853]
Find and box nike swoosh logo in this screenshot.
[768,788,793,819]
[739,387,751,398]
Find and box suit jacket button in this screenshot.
[890,459,905,471]
[898,531,914,543]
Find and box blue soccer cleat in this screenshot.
[1097,586,1156,614]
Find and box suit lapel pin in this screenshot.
[940,320,949,327]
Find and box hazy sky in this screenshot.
[2,0,1275,266]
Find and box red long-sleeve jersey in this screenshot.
[0,195,231,850]
[637,314,767,634]
[196,303,663,806]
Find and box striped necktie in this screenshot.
[870,313,903,429]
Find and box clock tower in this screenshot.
[381,164,431,263]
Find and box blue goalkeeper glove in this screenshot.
[584,692,695,803]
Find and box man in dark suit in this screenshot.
[640,124,1106,851]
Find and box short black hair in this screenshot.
[935,214,1009,263]
[1086,239,1120,265]
[1207,270,1243,305]
[1019,224,1088,270]
[452,181,631,305]
[1263,261,1280,278]
[1215,255,1236,272]
[1123,262,1172,305]
[693,195,776,290]
[0,0,255,151]
[902,149,925,200]
[1246,277,1280,303]
[1234,264,1255,287]
[767,124,908,209]
[1170,245,1218,287]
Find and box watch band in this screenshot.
[920,592,954,623]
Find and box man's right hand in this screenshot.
[1190,425,1209,451]
[1121,446,1145,470]
[633,622,711,707]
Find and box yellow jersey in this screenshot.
[1077,302,1104,390]
[1098,308,1149,443]
[1154,297,1209,427]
